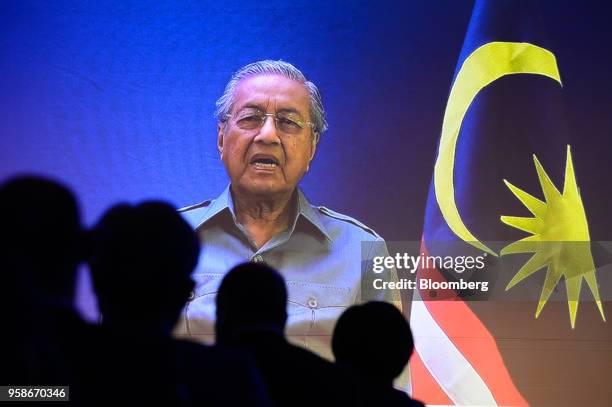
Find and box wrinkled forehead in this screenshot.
[231,74,311,116]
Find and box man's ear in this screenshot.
[309,132,320,161]
[217,123,224,156]
[306,133,319,172]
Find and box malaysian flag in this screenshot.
[407,0,606,405]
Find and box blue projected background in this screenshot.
[1,0,470,232]
[4,1,612,240]
[2,2,612,406]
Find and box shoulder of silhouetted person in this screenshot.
[357,380,427,407]
[228,329,365,407]
[84,328,270,407]
[175,339,270,406]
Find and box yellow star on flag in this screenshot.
[500,145,605,328]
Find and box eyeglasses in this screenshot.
[225,108,314,135]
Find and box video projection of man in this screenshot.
[173,60,399,361]
[2,1,612,406]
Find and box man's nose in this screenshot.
[254,115,281,144]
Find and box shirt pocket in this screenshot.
[184,273,224,338]
[285,281,354,359]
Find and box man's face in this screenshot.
[218,74,318,199]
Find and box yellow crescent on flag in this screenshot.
[434,41,561,255]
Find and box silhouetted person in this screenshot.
[89,202,269,406]
[332,301,425,407]
[0,176,95,400]
[216,262,363,407]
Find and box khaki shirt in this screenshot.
[174,185,400,363]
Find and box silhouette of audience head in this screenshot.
[332,301,414,386]
[216,262,287,343]
[0,175,83,307]
[89,201,199,334]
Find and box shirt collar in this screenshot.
[193,184,234,228]
[295,188,332,243]
[194,185,332,243]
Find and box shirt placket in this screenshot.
[248,228,292,264]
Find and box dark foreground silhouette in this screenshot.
[0,176,96,403]
[333,301,426,407]
[1,175,430,406]
[89,201,269,406]
[216,262,364,407]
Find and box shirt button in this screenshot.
[187,291,195,301]
[307,297,318,308]
[252,255,264,263]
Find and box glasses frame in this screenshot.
[224,110,315,135]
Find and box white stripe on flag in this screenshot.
[411,292,497,406]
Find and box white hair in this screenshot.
[215,60,328,135]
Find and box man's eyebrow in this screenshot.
[236,104,306,117]
[237,103,265,111]
[276,107,307,117]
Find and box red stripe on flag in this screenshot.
[418,241,528,406]
[411,350,453,405]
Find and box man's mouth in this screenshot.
[250,155,279,169]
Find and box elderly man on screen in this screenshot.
[174,60,400,362]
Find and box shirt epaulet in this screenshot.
[316,206,381,239]
[178,200,212,212]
